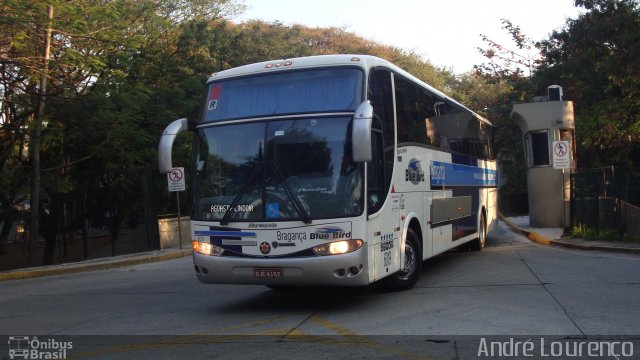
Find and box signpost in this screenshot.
[167,167,185,249]
[552,141,571,231]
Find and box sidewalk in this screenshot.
[500,214,640,254]
[0,248,192,282]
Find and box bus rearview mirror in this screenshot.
[352,101,373,162]
[158,118,189,174]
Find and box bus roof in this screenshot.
[207,54,492,125]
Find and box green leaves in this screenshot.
[1,0,538,222]
[535,0,640,171]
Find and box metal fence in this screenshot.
[0,171,160,271]
[570,167,640,240]
[620,200,640,240]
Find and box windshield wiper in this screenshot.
[220,163,263,226]
[268,162,312,224]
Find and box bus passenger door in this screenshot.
[367,67,401,281]
[367,130,400,281]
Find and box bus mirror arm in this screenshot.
[352,101,373,162]
[158,118,189,174]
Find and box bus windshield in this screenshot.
[194,117,364,222]
[202,68,363,122]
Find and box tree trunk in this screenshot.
[29,5,53,266]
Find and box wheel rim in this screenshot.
[480,217,486,247]
[398,241,416,281]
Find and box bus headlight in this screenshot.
[192,240,224,256]
[312,239,363,256]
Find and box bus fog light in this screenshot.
[192,240,224,256]
[348,265,362,276]
[313,239,363,256]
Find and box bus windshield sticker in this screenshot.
[208,85,222,111]
[275,130,285,136]
[266,203,280,219]
[390,193,405,211]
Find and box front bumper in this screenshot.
[193,247,370,286]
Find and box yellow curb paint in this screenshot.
[498,213,553,245]
[528,231,552,245]
[500,214,640,254]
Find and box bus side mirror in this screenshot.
[158,118,189,174]
[352,101,373,162]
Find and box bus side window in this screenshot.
[367,68,395,214]
[395,76,424,144]
[418,89,444,148]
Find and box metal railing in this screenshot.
[570,167,640,241]
[0,171,160,271]
[620,200,640,240]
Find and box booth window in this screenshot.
[527,130,550,167]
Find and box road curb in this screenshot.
[499,213,551,245]
[550,240,640,254]
[0,249,192,282]
[499,213,640,254]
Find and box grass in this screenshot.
[571,224,640,243]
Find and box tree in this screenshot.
[0,0,244,261]
[472,0,640,212]
[0,0,470,265]
[476,19,544,83]
[471,18,553,214]
[535,0,640,170]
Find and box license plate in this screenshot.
[253,268,283,279]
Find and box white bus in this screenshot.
[159,55,497,291]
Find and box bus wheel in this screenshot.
[382,228,422,291]
[471,213,487,251]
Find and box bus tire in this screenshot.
[382,228,422,291]
[471,212,487,251]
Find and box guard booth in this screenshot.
[511,86,576,228]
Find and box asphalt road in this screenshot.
[1,221,639,359]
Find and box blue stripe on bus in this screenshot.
[430,161,497,187]
[194,230,257,238]
[195,227,254,254]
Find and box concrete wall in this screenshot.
[525,168,570,228]
[512,101,574,134]
[158,217,191,249]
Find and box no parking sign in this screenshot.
[552,141,571,169]
[167,167,185,192]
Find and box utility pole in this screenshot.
[29,5,53,266]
